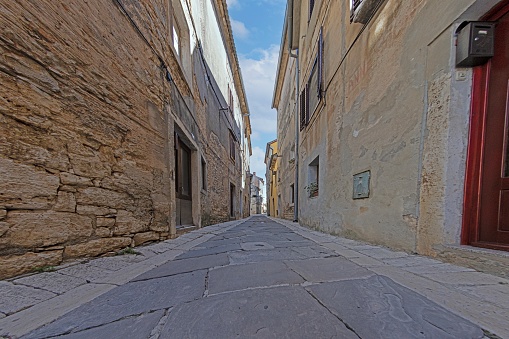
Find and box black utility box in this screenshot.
[456,22,495,67]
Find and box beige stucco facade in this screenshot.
[0,0,251,279]
[265,140,280,217]
[273,0,508,267]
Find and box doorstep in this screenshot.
[434,244,509,280]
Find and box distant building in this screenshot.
[272,0,509,271]
[264,140,279,217]
[250,172,264,214]
[0,0,251,279]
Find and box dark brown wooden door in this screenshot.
[478,7,509,247]
[175,136,193,226]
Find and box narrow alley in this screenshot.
[1,216,506,338]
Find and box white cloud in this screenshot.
[239,44,280,136]
[226,0,239,8]
[230,19,250,40]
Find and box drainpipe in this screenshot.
[291,50,299,222]
[288,0,299,222]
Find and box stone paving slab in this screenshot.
[55,310,164,339]
[456,284,509,309]
[284,257,374,283]
[208,260,304,295]
[369,265,509,338]
[132,253,229,282]
[159,286,358,339]
[270,239,317,248]
[13,272,86,295]
[402,263,476,274]
[0,282,56,315]
[349,254,386,267]
[307,275,484,339]
[86,254,146,271]
[423,271,509,286]
[193,238,241,249]
[291,245,337,259]
[240,241,275,251]
[175,243,242,260]
[58,263,117,282]
[359,247,409,259]
[174,233,215,251]
[0,283,117,337]
[23,271,206,338]
[228,248,307,264]
[381,255,443,267]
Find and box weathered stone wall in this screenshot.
[0,1,176,278]
[0,0,249,279]
[275,0,501,254]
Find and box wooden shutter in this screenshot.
[300,86,307,130]
[351,0,363,21]
[305,83,310,124]
[318,27,323,99]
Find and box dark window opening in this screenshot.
[229,131,236,162]
[290,184,295,204]
[201,157,207,190]
[309,0,316,19]
[308,156,319,198]
[230,183,236,217]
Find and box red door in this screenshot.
[465,2,509,250]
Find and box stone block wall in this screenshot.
[0,1,175,279]
[0,0,250,279]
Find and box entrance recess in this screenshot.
[464,1,509,250]
[175,134,193,226]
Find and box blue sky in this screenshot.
[226,0,286,188]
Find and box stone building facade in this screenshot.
[273,0,509,271]
[0,0,251,279]
[250,172,264,215]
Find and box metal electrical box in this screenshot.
[456,22,495,67]
[353,170,370,199]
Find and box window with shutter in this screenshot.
[300,27,324,131]
[318,27,323,100]
[300,86,307,130]
[350,0,363,22]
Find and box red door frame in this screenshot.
[462,0,509,250]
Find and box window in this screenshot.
[229,130,236,162]
[350,0,362,22]
[300,27,324,130]
[309,0,315,19]
[173,24,180,56]
[307,156,319,197]
[230,183,236,217]
[228,85,234,116]
[290,184,295,204]
[350,0,380,24]
[201,157,207,190]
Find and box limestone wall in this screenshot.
[0,0,249,279]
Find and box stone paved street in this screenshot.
[1,216,508,338]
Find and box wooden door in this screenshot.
[465,2,509,250]
[175,136,193,226]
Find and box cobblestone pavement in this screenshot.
[1,216,508,338]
